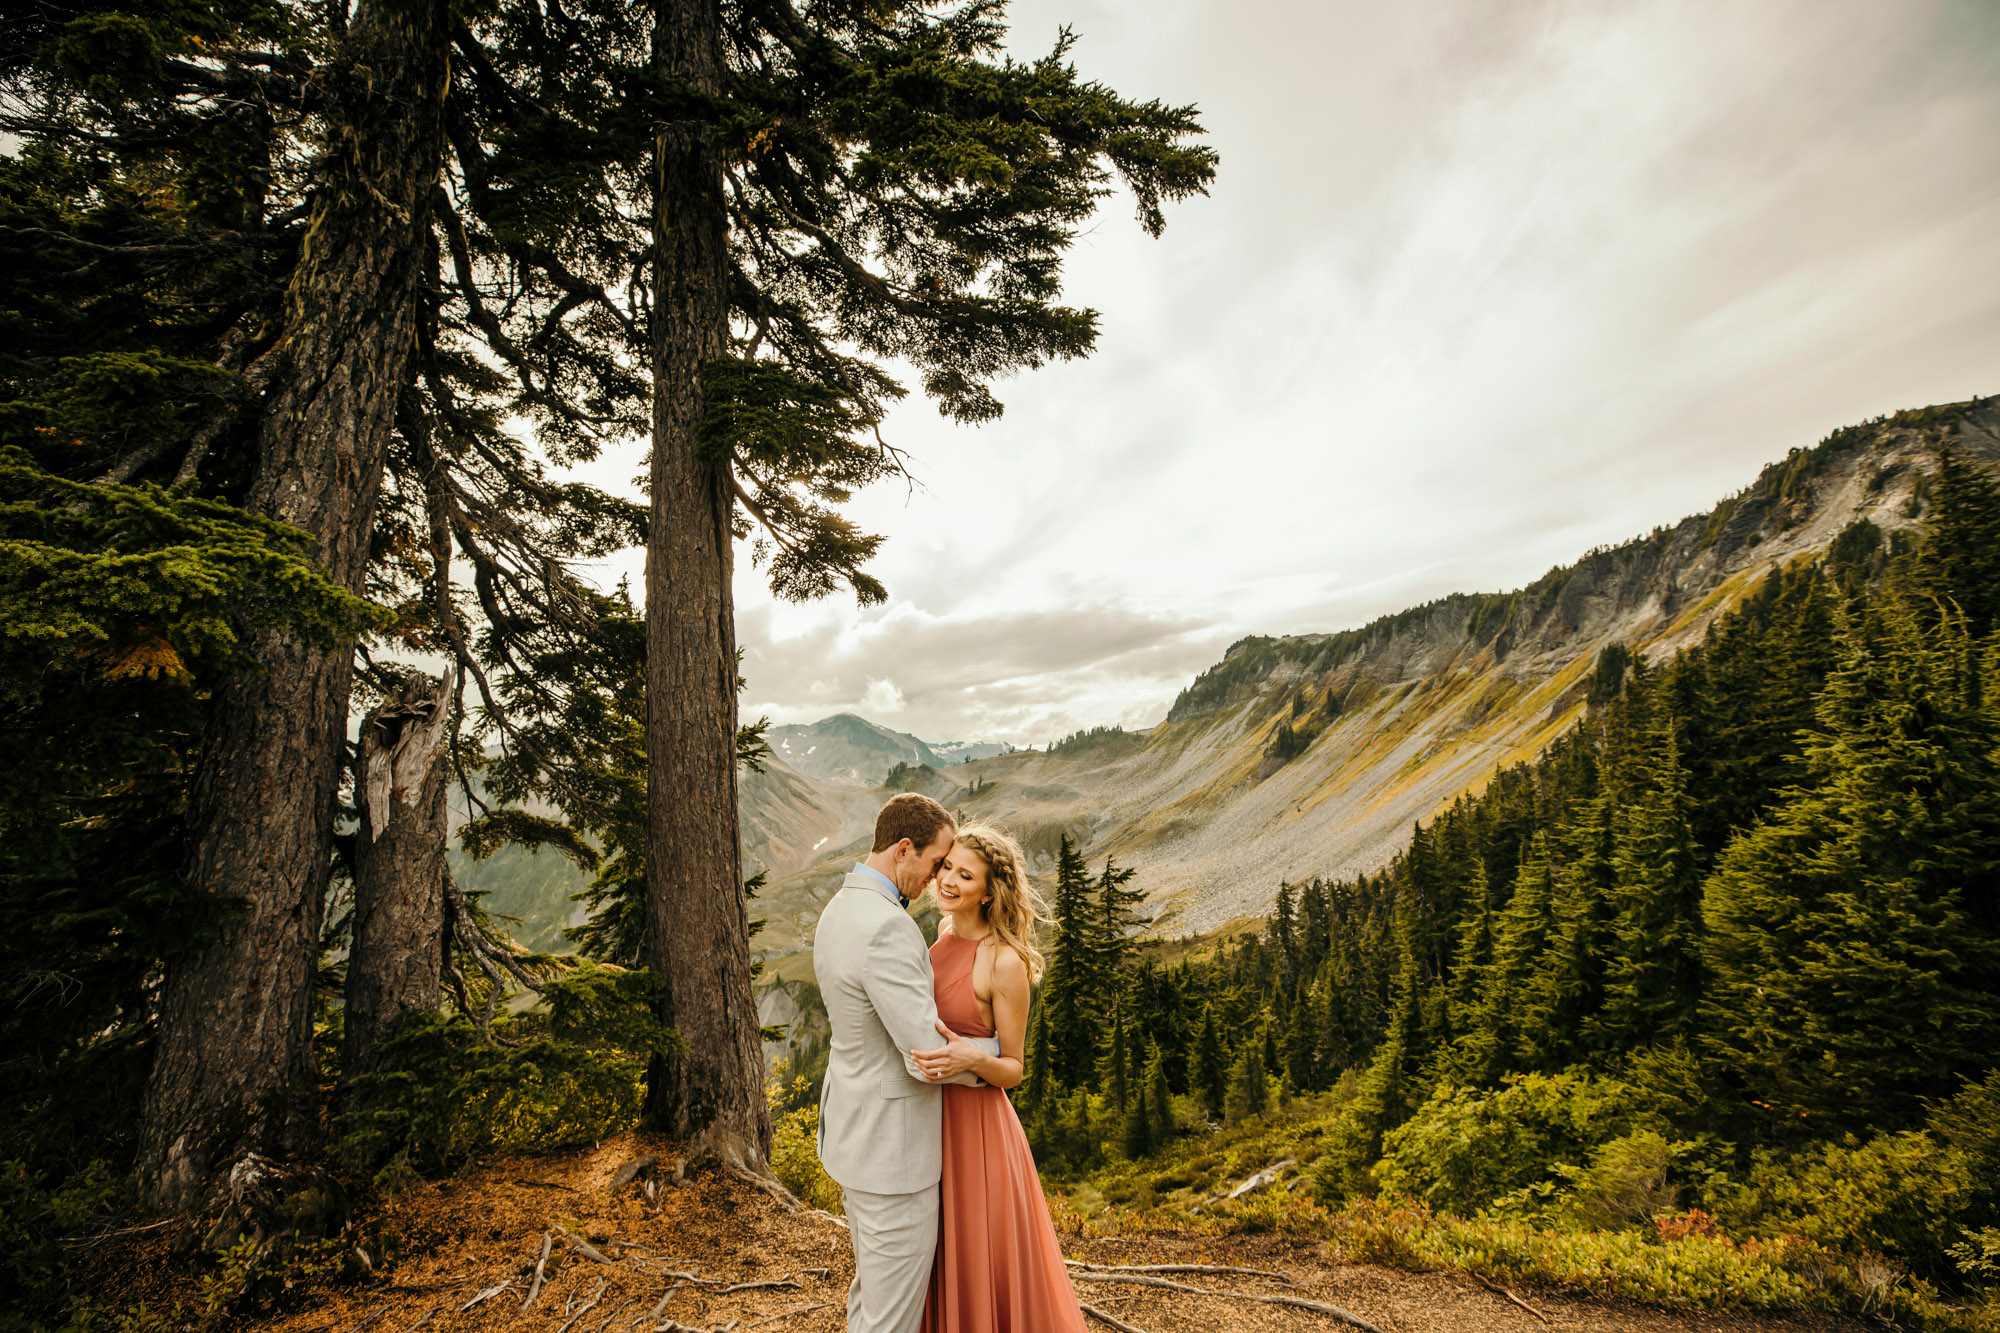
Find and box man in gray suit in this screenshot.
[812,792,966,1333]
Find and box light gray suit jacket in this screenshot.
[812,874,965,1195]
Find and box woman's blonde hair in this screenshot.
[937,823,1046,983]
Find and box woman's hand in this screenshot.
[913,1019,984,1082]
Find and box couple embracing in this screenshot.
[812,793,1088,1333]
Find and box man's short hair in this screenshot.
[873,792,954,853]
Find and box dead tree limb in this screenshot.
[1470,1272,1551,1325]
[521,1231,555,1310]
[1079,1303,1155,1333]
[719,1279,797,1293]
[552,1277,608,1333]
[741,1305,834,1330]
[555,1224,618,1265]
[1067,1260,1295,1284]
[588,1297,636,1333]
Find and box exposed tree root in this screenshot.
[551,1277,608,1333]
[740,1304,835,1329]
[1068,1259,1296,1284]
[555,1224,619,1265]
[1068,1270,1385,1332]
[1080,1302,1157,1333]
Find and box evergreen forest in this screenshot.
[889,439,2000,1318]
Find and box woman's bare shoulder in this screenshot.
[991,942,1029,987]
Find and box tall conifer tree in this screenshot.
[1702,602,2000,1129]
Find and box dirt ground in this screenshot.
[81,1134,1866,1333]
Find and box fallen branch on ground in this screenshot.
[741,1304,835,1329]
[636,1265,722,1285]
[719,1269,830,1294]
[552,1277,608,1333]
[1067,1271,1384,1333]
[1067,1260,1295,1284]
[1080,1303,1155,1333]
[588,1296,636,1333]
[557,1224,619,1265]
[460,1280,511,1311]
[397,1308,439,1333]
[523,1232,555,1310]
[1469,1272,1551,1325]
[1193,1158,1297,1211]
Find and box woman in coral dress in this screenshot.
[911,824,1089,1333]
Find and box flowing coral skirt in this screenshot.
[921,934,1087,1333]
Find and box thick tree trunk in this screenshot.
[641,0,770,1169]
[138,0,449,1212]
[342,671,454,1082]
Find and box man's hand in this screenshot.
[913,1019,985,1082]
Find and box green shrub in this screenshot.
[1374,1070,1655,1216]
[770,1105,842,1216]
[1560,1130,1692,1230]
[335,965,672,1176]
[1703,1071,2000,1285]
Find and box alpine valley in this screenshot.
[463,397,2000,993]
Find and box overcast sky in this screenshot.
[606,0,2000,747]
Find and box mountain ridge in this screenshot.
[750,397,2000,974]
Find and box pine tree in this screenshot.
[618,0,1212,1159]
[1039,834,1102,1089]
[1454,834,1555,1083]
[1298,878,1333,976]
[1021,995,1051,1115]
[1271,880,1298,989]
[1515,794,1617,1070]
[1597,721,1705,1048]
[1284,977,1324,1091]
[1193,1002,1228,1120]
[1094,855,1145,990]
[1443,858,1495,1044]
[1224,1026,1269,1124]
[78,0,454,1207]
[1914,445,2000,635]
[1118,1059,1153,1159]
[1099,1000,1130,1113]
[1702,600,2000,1130]
[1143,1039,1174,1150]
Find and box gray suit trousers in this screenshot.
[841,1182,938,1333]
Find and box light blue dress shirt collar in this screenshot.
[851,861,905,908]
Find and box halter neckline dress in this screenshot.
[920,930,1088,1333]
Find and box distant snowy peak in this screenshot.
[765,712,1007,786]
[929,739,1015,765]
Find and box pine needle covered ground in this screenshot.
[72,1132,1871,1333]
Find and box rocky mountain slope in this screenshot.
[753,398,2000,975]
[765,713,944,785]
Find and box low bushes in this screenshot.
[769,1105,842,1216]
[335,963,672,1179]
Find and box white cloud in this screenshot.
[583,0,2000,747]
[859,678,907,715]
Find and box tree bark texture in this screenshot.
[342,671,454,1083]
[138,0,450,1212]
[641,0,771,1168]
